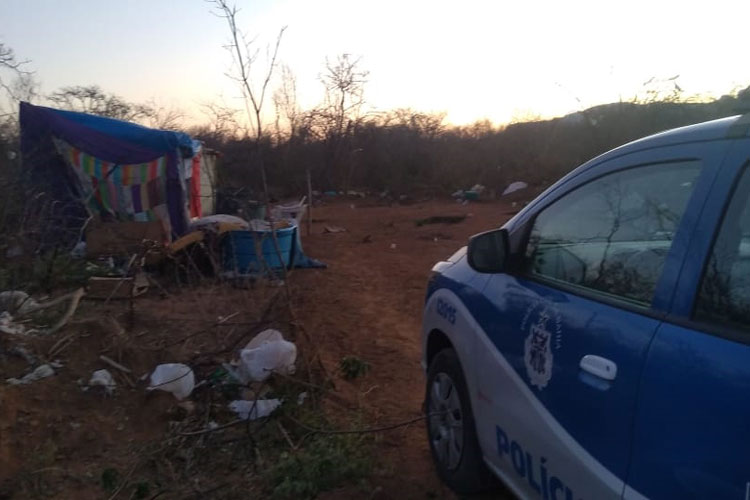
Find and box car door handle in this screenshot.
[579,355,617,381]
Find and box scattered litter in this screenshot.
[228,399,281,420]
[237,330,297,383]
[89,369,116,395]
[1,288,85,335]
[297,392,308,406]
[502,181,528,196]
[7,364,55,385]
[0,312,29,335]
[147,363,195,400]
[390,243,397,249]
[0,291,39,315]
[9,345,38,365]
[324,225,347,233]
[453,185,485,202]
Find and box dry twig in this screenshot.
[99,354,132,374]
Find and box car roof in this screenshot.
[504,114,750,233]
[592,114,748,165]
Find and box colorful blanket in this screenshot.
[54,139,170,224]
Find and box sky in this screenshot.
[1,0,750,127]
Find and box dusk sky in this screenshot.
[2,0,749,126]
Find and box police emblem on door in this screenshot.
[522,302,562,390]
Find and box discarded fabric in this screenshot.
[147,363,195,400]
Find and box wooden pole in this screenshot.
[306,167,313,236]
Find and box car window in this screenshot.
[695,165,750,331]
[524,161,702,305]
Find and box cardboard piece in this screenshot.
[86,221,165,256]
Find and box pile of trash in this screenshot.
[0,289,84,337]
[2,296,302,425]
[141,328,299,422]
[452,184,486,203]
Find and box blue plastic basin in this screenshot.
[222,226,294,273]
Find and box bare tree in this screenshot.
[321,54,368,140]
[193,100,244,146]
[210,0,286,201]
[273,64,300,141]
[47,85,152,122]
[139,98,184,130]
[316,54,368,191]
[0,42,36,125]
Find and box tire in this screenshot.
[425,348,495,495]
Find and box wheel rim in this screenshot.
[428,372,464,471]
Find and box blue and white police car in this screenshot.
[422,114,750,499]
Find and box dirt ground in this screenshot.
[295,197,516,499]
[0,196,518,499]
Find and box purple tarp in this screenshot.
[19,102,193,237]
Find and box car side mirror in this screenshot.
[467,228,510,273]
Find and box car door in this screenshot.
[471,142,730,500]
[626,140,750,499]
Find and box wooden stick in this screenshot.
[47,332,75,357]
[99,355,132,374]
[104,254,138,305]
[306,167,313,236]
[18,287,84,317]
[276,421,297,450]
[46,288,85,335]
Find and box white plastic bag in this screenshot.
[89,369,116,395]
[228,399,281,420]
[244,329,284,350]
[238,334,297,382]
[502,181,528,196]
[7,364,54,385]
[147,363,195,400]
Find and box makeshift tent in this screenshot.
[20,102,199,239]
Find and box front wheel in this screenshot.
[425,348,494,494]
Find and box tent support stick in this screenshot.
[306,168,312,236]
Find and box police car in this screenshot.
[422,115,750,499]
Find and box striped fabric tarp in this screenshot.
[54,139,169,221]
